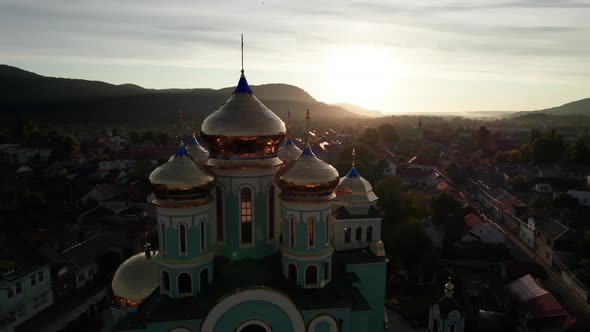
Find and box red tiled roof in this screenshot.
[521,293,568,318]
[464,213,483,230]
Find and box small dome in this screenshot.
[276,145,339,200]
[369,240,386,257]
[201,72,286,164]
[335,167,378,205]
[149,144,216,203]
[277,137,302,164]
[112,251,159,310]
[186,131,209,163]
[437,278,461,317]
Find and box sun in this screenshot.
[325,46,400,110]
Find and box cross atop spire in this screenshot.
[241,33,244,74]
[352,148,356,167]
[177,109,184,137]
[234,34,253,94]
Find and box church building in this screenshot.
[110,55,388,332]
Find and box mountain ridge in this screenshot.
[0,64,360,127]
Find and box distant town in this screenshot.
[1,101,590,331]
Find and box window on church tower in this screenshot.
[178,273,192,294]
[216,186,224,243]
[326,216,330,245]
[305,265,317,286]
[200,220,206,252]
[290,217,295,248]
[355,226,362,241]
[162,271,170,292]
[268,185,275,240]
[344,227,351,243]
[161,223,166,252]
[179,224,187,255]
[240,188,253,245]
[366,226,373,242]
[308,218,315,247]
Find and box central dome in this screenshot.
[201,72,286,164]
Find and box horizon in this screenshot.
[1,1,589,114]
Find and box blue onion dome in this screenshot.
[276,145,339,200]
[277,137,302,164]
[186,130,209,163]
[200,72,286,166]
[149,142,216,205]
[112,250,159,311]
[335,167,378,205]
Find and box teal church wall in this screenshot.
[210,300,295,332]
[346,262,387,332]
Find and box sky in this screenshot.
[1,0,590,113]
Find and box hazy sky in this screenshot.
[1,0,590,113]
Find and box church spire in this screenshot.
[444,277,455,297]
[234,34,253,94]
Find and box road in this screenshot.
[479,210,590,331]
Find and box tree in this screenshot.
[531,135,563,163]
[566,137,589,164]
[373,177,404,224]
[509,175,529,192]
[377,124,399,148]
[359,127,380,147]
[430,194,463,223]
[383,221,434,273]
[477,126,491,150]
[335,143,385,183]
[50,133,80,161]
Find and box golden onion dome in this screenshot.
[369,240,386,257]
[276,145,339,200]
[277,137,302,164]
[149,143,216,203]
[186,131,209,163]
[111,251,159,310]
[335,167,378,205]
[200,72,286,164]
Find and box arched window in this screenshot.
[325,216,330,245]
[290,217,295,248]
[178,224,187,255]
[161,271,170,292]
[344,227,351,243]
[177,273,192,294]
[432,318,439,332]
[449,323,456,332]
[240,188,253,245]
[200,220,206,252]
[366,226,373,242]
[305,265,318,286]
[160,222,167,252]
[323,261,330,281]
[200,268,209,293]
[268,185,275,240]
[288,263,297,282]
[355,226,362,241]
[216,186,224,243]
[308,218,315,247]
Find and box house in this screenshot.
[418,217,443,250]
[401,168,438,187]
[81,183,119,206]
[460,213,506,245]
[534,220,569,268]
[60,236,111,289]
[0,144,53,164]
[0,237,53,331]
[506,274,574,332]
[532,178,579,196]
[408,155,438,170]
[567,189,590,207]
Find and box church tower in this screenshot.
[200,38,286,260]
[149,142,217,298]
[276,111,340,288]
[429,278,465,332]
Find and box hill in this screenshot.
[534,98,590,116]
[332,102,383,118]
[0,65,359,128]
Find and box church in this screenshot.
[110,57,388,332]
